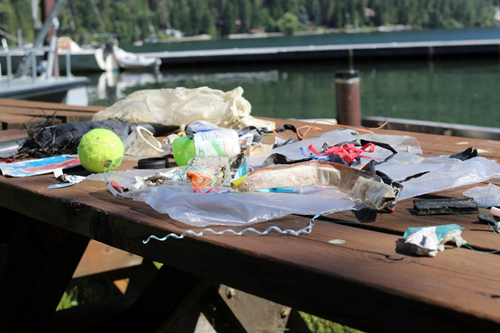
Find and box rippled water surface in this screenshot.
[87,54,500,128]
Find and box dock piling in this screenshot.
[335,70,361,127]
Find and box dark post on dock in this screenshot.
[335,70,361,127]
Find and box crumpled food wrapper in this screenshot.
[92,86,275,131]
[403,224,466,257]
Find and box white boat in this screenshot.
[57,36,118,72]
[113,45,161,71]
[0,36,118,74]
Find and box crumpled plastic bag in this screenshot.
[92,86,275,131]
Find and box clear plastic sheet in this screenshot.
[463,183,500,208]
[378,155,500,200]
[245,129,422,167]
[92,130,500,227]
[103,173,358,227]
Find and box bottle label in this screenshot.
[193,130,240,158]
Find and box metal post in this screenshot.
[47,35,57,78]
[17,0,65,77]
[335,69,361,127]
[31,51,37,82]
[66,51,72,77]
[17,28,22,47]
[7,53,12,86]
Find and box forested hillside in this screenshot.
[1,0,500,45]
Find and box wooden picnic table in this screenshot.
[1,99,500,332]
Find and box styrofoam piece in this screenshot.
[124,126,164,156]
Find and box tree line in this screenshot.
[1,0,500,45]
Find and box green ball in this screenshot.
[77,128,124,173]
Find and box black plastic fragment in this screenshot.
[478,213,500,224]
[138,157,170,169]
[260,153,311,168]
[129,123,179,137]
[449,147,478,161]
[413,198,478,215]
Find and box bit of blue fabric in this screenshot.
[143,214,319,244]
[403,224,464,240]
[300,147,330,161]
[48,182,77,189]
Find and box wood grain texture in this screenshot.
[1,102,500,331]
[72,240,143,278]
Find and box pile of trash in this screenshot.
[2,86,500,251]
[96,122,500,228]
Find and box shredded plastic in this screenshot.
[95,129,500,227]
[143,214,317,243]
[305,142,375,164]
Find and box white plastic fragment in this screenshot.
[123,126,164,156]
[48,168,86,189]
[404,225,466,257]
[491,206,500,218]
[463,183,500,208]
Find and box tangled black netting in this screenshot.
[15,113,130,160]
[15,113,79,159]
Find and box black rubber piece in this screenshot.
[413,198,478,215]
[137,157,170,169]
[478,213,500,224]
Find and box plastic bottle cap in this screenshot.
[137,157,170,169]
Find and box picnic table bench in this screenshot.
[1,99,500,332]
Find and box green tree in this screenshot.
[310,0,322,26]
[277,11,300,35]
[298,5,308,25]
[241,0,253,32]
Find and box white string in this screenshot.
[143,214,319,244]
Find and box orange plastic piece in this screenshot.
[186,170,213,188]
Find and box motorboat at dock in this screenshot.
[56,37,118,73]
[113,45,161,71]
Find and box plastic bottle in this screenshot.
[172,129,240,166]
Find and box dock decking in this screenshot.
[138,38,500,65]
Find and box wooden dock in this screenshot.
[0,76,89,105]
[0,98,101,131]
[3,99,500,332]
[139,38,500,65]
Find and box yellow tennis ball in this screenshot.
[77,128,124,173]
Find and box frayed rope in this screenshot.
[142,214,319,244]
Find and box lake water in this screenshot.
[86,27,500,128]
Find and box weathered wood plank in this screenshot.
[73,240,143,278]
[0,98,103,113]
[0,113,62,130]
[1,107,500,331]
[2,169,500,332]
